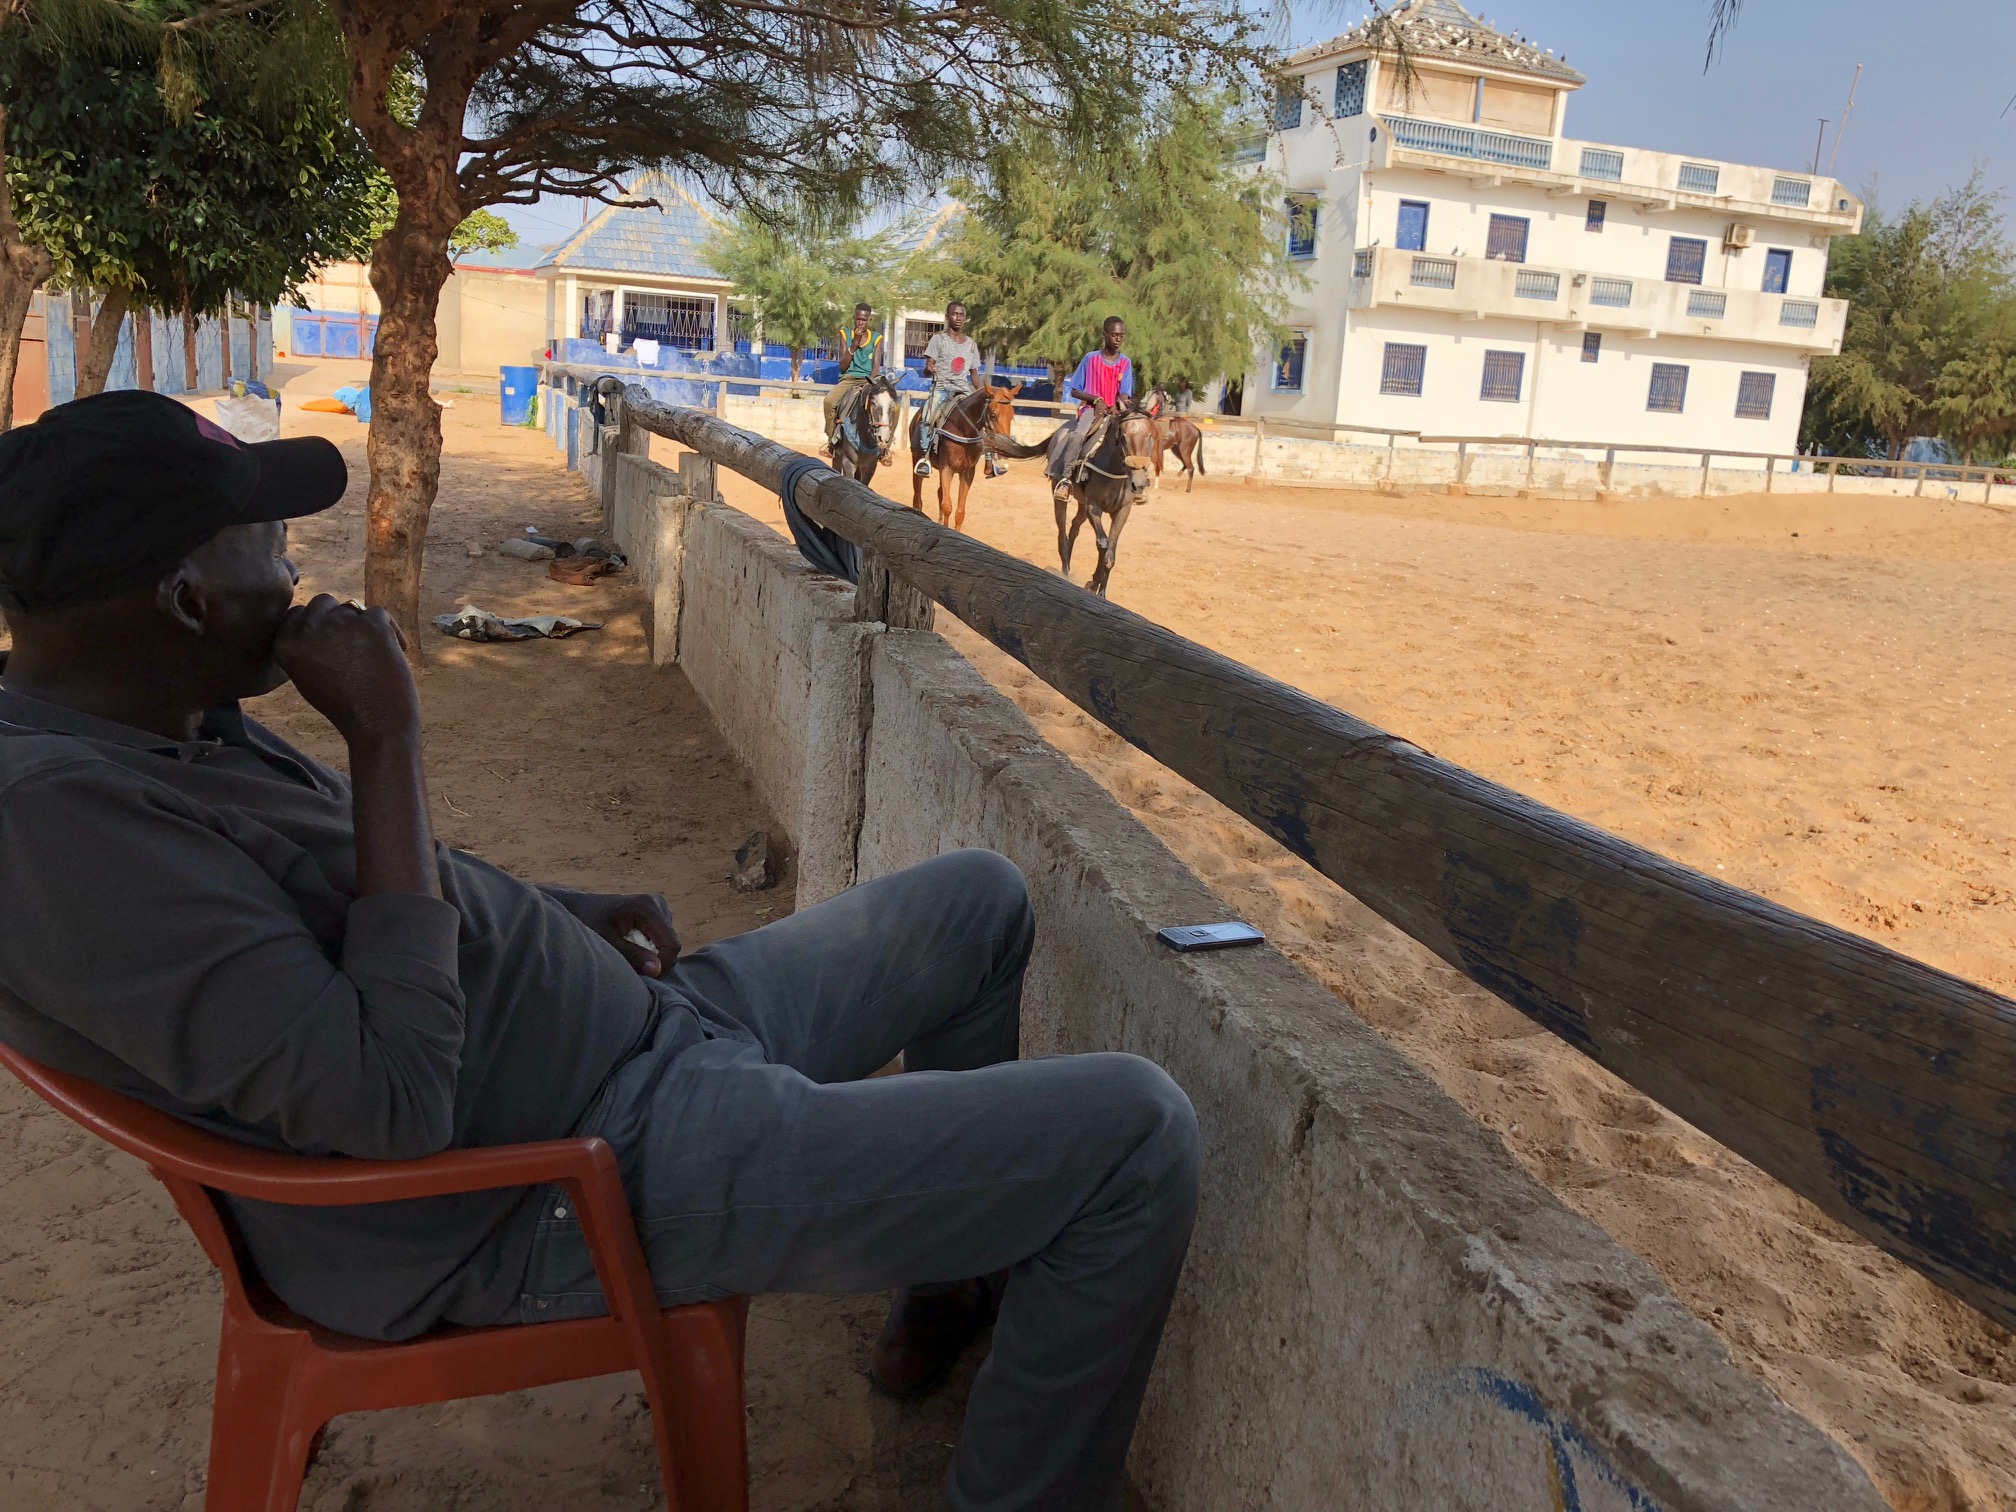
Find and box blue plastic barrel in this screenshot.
[499,365,538,426]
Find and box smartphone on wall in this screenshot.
[1156,922,1266,953]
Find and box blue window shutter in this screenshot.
[1397,201,1429,252]
[1380,343,1427,396]
[1648,363,1690,412]
[1480,350,1524,402]
[1581,332,1602,363]
[1274,82,1304,131]
[1665,237,1707,284]
[1486,215,1530,263]
[1335,60,1368,118]
[1763,248,1792,295]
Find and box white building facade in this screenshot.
[1249,0,1863,458]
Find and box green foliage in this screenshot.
[921,91,1302,387]
[707,207,899,376]
[448,208,518,255]
[1806,172,2016,461]
[0,1,380,315]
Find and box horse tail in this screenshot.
[980,427,1053,460]
[1195,426,1207,475]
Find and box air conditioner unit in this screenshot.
[1724,223,1755,250]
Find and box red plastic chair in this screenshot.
[0,1041,749,1512]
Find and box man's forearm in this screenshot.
[350,733,442,899]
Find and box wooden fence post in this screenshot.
[1601,447,1615,491]
[1524,441,1536,489]
[854,545,935,630]
[1764,455,1775,493]
[1384,433,1397,481]
[1456,440,1470,486]
[1828,459,1839,493]
[1699,452,1711,498]
[1914,463,1927,498]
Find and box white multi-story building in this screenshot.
[1245,0,1863,456]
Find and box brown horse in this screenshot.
[830,373,901,488]
[1158,415,1206,492]
[908,380,1025,530]
[1055,401,1159,597]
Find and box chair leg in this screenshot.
[204,1308,323,1512]
[642,1302,751,1512]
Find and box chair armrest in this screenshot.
[150,1135,622,1207]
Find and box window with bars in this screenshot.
[1274,81,1304,130]
[1409,256,1458,289]
[1397,199,1429,251]
[1581,332,1602,363]
[1735,371,1776,420]
[1677,161,1721,193]
[1335,60,1367,118]
[1686,290,1728,319]
[1780,299,1820,328]
[1647,363,1689,413]
[581,289,615,338]
[1586,199,1607,233]
[1380,343,1426,396]
[1763,248,1792,294]
[1486,214,1530,263]
[1589,276,1634,308]
[1665,236,1707,284]
[1286,194,1319,258]
[1579,147,1624,181]
[1480,350,1525,403]
[623,292,717,350]
[1274,334,1308,392]
[1514,269,1560,300]
[904,318,944,363]
[1353,248,1374,278]
[1771,177,1813,207]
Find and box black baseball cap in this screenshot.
[0,390,348,612]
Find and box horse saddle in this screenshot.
[838,388,880,456]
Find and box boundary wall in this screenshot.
[597,433,1887,1512]
[546,368,2016,507]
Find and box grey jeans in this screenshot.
[517,849,1201,1512]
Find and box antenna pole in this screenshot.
[1812,118,1828,175]
[1827,63,1863,177]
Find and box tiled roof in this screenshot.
[1289,0,1584,87]
[533,174,725,281]
[888,201,964,253]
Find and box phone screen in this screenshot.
[1156,922,1266,952]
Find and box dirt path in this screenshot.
[717,451,2016,1511]
[0,370,973,1512]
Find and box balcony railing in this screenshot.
[1771,177,1813,208]
[1780,299,1820,329]
[1677,162,1722,194]
[1384,115,1553,171]
[1409,256,1458,290]
[1590,277,1634,308]
[1686,290,1729,320]
[1514,269,1561,301]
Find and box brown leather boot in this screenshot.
[867,1276,1004,1401]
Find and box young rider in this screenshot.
[1046,316,1135,504]
[915,302,1001,479]
[824,303,883,451]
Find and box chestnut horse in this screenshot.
[1158,415,1206,491]
[908,380,1026,531]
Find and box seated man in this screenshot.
[822,301,883,451]
[1047,315,1136,504]
[0,392,1200,1512]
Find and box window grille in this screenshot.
[1647,362,1690,413]
[1735,371,1776,419]
[1381,343,1426,396]
[1480,350,1525,403]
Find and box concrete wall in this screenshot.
[435,268,549,376]
[588,426,1888,1512]
[553,371,2016,508]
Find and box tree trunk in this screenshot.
[219,298,234,386]
[0,98,55,430]
[134,308,155,391]
[73,285,131,399]
[790,346,802,383]
[364,203,457,653]
[182,302,199,390]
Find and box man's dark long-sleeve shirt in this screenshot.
[0,685,680,1339]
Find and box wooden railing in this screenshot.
[592,375,2016,1335]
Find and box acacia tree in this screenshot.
[0,1,50,427]
[327,0,1252,648]
[931,91,1301,393]
[707,207,895,382]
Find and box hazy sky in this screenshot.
[498,0,2016,249]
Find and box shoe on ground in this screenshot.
[868,1276,1003,1401]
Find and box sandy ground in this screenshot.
[714,446,2016,1512]
[0,363,980,1511]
